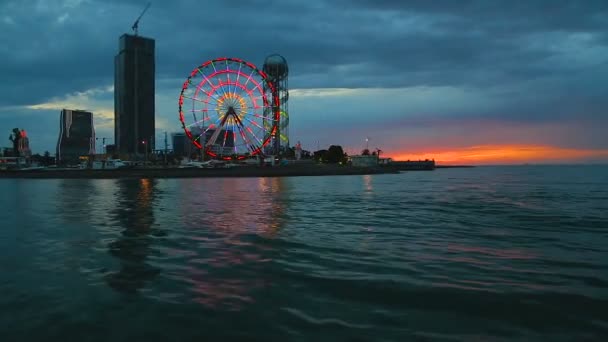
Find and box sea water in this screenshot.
[1,165,607,341]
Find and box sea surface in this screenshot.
[1,165,607,341]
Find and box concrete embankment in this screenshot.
[0,165,400,179]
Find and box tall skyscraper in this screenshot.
[56,109,96,165]
[114,33,155,156]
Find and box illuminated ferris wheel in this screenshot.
[178,57,279,160]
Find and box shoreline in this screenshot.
[0,165,400,179]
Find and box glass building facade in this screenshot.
[56,109,96,165]
[114,34,155,156]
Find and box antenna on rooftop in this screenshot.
[131,2,151,36]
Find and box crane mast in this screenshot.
[131,2,151,36]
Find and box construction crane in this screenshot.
[131,2,151,36]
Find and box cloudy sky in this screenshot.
[1,0,607,164]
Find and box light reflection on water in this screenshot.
[0,166,607,340]
[75,177,291,308]
[104,178,160,294]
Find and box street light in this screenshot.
[141,139,147,167]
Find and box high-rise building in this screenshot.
[56,109,96,165]
[114,33,155,156]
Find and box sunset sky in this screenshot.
[0,0,607,164]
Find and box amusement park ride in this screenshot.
[178,55,290,162]
[263,54,290,155]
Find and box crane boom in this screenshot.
[131,2,151,36]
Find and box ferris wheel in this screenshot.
[178,57,279,160]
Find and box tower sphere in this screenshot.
[263,54,288,80]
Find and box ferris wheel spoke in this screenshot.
[190,108,211,113]
[232,123,247,149]
[241,69,256,90]
[245,71,266,96]
[244,112,269,120]
[212,82,228,100]
[190,95,218,113]
[186,115,211,128]
[231,120,239,155]
[203,62,222,96]
[244,104,270,111]
[241,115,265,131]
[194,78,222,102]
[218,77,229,99]
[208,61,228,99]
[237,117,264,147]
[225,59,234,98]
[234,63,243,99]
[206,92,221,108]
[218,128,228,156]
[198,70,226,101]
[182,95,212,105]
[251,102,273,111]
[233,116,259,153]
[220,82,233,100]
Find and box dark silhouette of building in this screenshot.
[8,128,31,158]
[198,128,235,157]
[114,33,155,157]
[181,127,236,158]
[204,129,235,148]
[56,109,95,165]
[105,144,117,157]
[171,132,192,157]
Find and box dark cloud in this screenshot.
[2,0,607,100]
[345,0,608,31]
[1,0,607,153]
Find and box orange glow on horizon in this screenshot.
[389,144,608,165]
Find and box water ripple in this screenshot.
[0,166,607,340]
